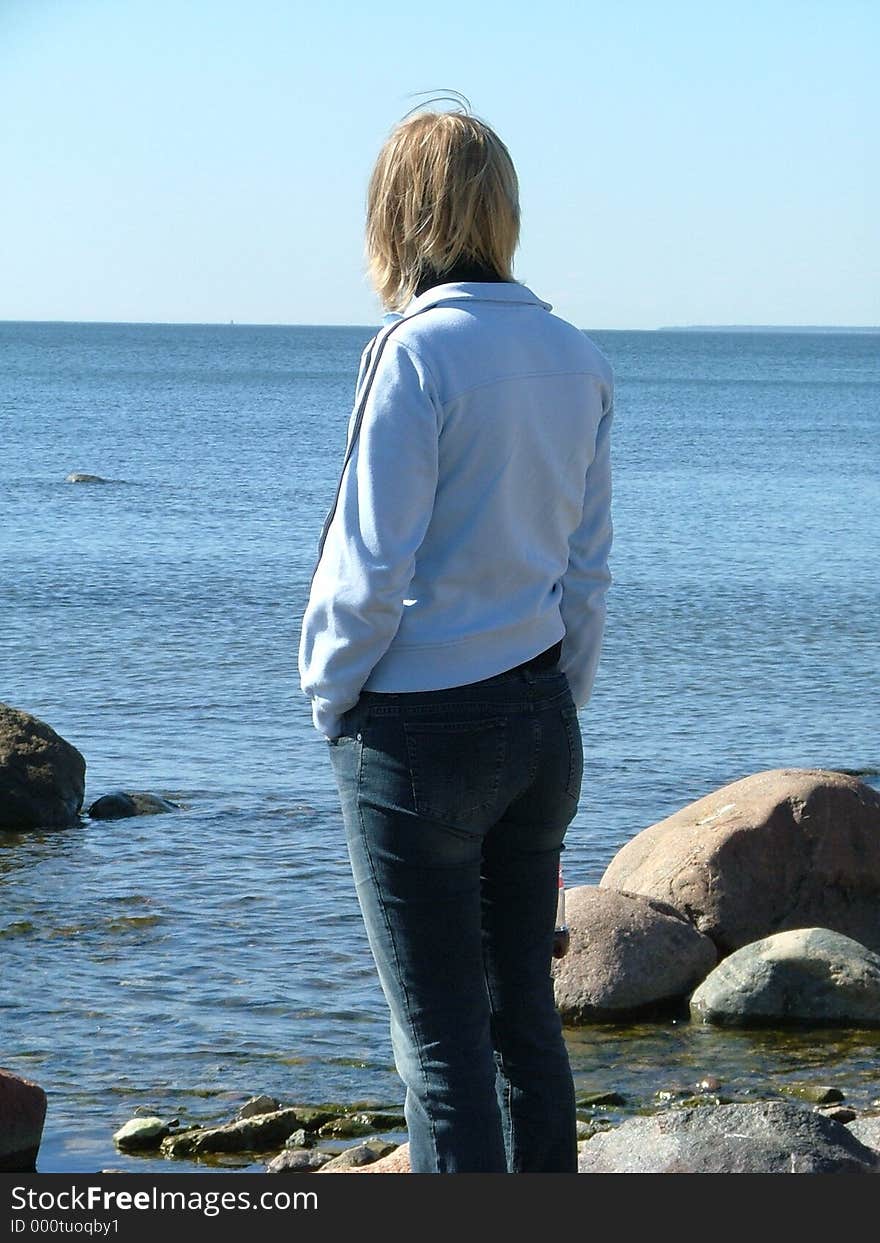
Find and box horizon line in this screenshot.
[2,317,880,333]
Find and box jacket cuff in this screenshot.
[311,697,343,739]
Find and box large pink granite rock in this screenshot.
[601,769,880,955]
[552,886,717,1021]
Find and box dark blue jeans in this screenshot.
[327,662,582,1173]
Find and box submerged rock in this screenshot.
[552,886,716,1022]
[690,928,880,1027]
[87,792,180,820]
[0,1068,47,1172]
[0,703,85,830]
[577,1100,879,1173]
[602,769,880,955]
[65,472,109,484]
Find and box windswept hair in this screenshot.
[366,110,521,311]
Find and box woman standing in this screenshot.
[299,108,613,1173]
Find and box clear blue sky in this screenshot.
[2,0,877,327]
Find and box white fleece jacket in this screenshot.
[299,281,613,738]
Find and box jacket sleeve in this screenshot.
[298,339,440,737]
[559,401,613,708]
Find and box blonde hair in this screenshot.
[366,110,520,311]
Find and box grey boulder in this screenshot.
[552,886,717,1022]
[577,1100,879,1173]
[0,703,85,829]
[601,769,880,955]
[690,928,880,1027]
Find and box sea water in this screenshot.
[1,321,878,1171]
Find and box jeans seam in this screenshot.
[354,774,439,1172]
[483,962,516,1173]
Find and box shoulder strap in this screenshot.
[309,306,436,585]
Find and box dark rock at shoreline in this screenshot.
[577,1100,880,1173]
[87,792,180,820]
[552,886,717,1022]
[819,1105,857,1123]
[690,928,880,1027]
[0,703,85,830]
[0,1068,48,1172]
[601,769,880,955]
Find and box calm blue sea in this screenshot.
[1,321,878,1172]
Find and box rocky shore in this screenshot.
[4,700,880,1173]
[97,1083,880,1174]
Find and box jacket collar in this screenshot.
[401,281,552,318]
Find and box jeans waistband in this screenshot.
[354,645,570,719]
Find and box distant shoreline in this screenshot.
[656,325,880,334]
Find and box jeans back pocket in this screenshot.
[403,717,508,826]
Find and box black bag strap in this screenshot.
[310,306,437,585]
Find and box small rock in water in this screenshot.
[347,1143,410,1174]
[284,1129,313,1150]
[66,472,109,484]
[292,1108,338,1132]
[266,1148,332,1173]
[817,1105,857,1124]
[237,1095,282,1120]
[112,1117,171,1151]
[695,1075,722,1093]
[794,1085,845,1105]
[317,1141,397,1173]
[87,792,180,820]
[318,1115,375,1139]
[577,1091,627,1108]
